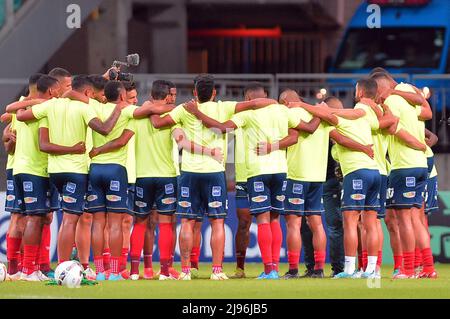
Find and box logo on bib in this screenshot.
[352,180,363,190]
[406,177,416,188]
[135,201,147,208]
[136,187,144,198]
[276,195,285,202]
[66,182,76,194]
[254,182,264,193]
[6,195,15,201]
[87,195,98,202]
[292,184,303,194]
[24,197,37,204]
[63,196,77,203]
[282,181,287,191]
[165,183,175,195]
[110,181,120,192]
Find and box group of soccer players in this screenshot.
[1,65,438,282]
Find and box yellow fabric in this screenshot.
[6,113,17,170]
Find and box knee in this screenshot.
[237,218,251,232]
[79,214,93,226]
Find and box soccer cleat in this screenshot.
[37,270,50,281]
[143,268,154,280]
[281,271,300,279]
[311,270,325,278]
[330,270,343,278]
[392,272,416,280]
[96,272,106,281]
[231,267,246,279]
[130,274,140,281]
[7,271,22,281]
[414,266,423,276]
[120,269,130,280]
[256,272,267,280]
[178,272,191,281]
[20,271,43,282]
[299,269,315,278]
[108,273,125,281]
[44,270,55,279]
[169,267,180,279]
[83,268,97,281]
[392,268,401,277]
[417,271,438,279]
[361,271,377,279]
[265,270,279,280]
[105,269,111,280]
[159,273,175,281]
[374,270,382,279]
[352,269,364,279]
[210,272,229,280]
[333,271,355,279]
[190,268,199,279]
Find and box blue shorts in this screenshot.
[378,175,388,219]
[176,171,227,220]
[425,176,438,215]
[235,182,250,209]
[5,169,22,213]
[13,173,52,215]
[247,173,287,215]
[427,156,434,175]
[284,180,324,216]
[341,169,381,212]
[86,164,129,214]
[386,168,428,209]
[50,173,87,215]
[134,177,177,216]
[127,184,136,215]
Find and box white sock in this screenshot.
[344,256,356,274]
[366,256,378,273]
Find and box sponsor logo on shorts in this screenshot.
[87,195,98,202]
[288,198,304,205]
[208,201,223,208]
[282,181,287,191]
[292,184,303,194]
[406,177,416,187]
[136,187,144,198]
[6,195,15,201]
[165,183,175,195]
[24,197,37,204]
[352,180,363,190]
[350,194,366,200]
[403,191,416,199]
[106,195,122,202]
[212,186,222,197]
[63,196,77,203]
[236,184,245,191]
[110,181,120,192]
[251,195,268,203]
[178,201,191,208]
[7,180,14,191]
[276,195,285,202]
[161,197,176,205]
[181,187,189,198]
[135,201,147,208]
[66,182,77,194]
[23,182,33,192]
[254,182,264,193]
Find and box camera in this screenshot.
[109,53,140,82]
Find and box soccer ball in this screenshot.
[0,263,7,282]
[54,261,83,288]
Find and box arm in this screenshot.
[418,98,432,121]
[16,108,37,122]
[234,98,278,113]
[132,101,175,119]
[328,108,366,120]
[290,101,339,126]
[0,113,12,123]
[3,124,15,155]
[256,129,299,156]
[150,114,177,129]
[63,90,89,104]
[172,128,223,163]
[88,104,122,136]
[295,117,321,134]
[5,99,46,113]
[425,128,438,148]
[329,129,374,159]
[395,129,427,152]
[391,89,425,107]
[89,129,134,158]
[39,128,86,155]
[183,100,237,134]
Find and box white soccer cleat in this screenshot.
[37,270,50,281]
[7,271,22,281]
[20,271,43,282]
[159,274,176,281]
[352,269,364,279]
[178,272,191,281]
[210,272,229,281]
[83,267,97,281]
[130,274,140,281]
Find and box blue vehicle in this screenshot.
[329,0,450,113]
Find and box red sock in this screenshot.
[403,251,415,276]
[23,245,39,275]
[236,251,246,270]
[120,247,129,272]
[357,253,363,270]
[103,248,111,271]
[190,246,200,269]
[414,247,422,269]
[257,223,272,274]
[270,221,282,271]
[212,265,223,274]
[287,251,300,271]
[362,250,368,270]
[376,250,383,268]
[144,255,152,269]
[6,236,21,274]
[159,223,173,276]
[393,255,403,270]
[38,224,51,272]
[314,251,326,271]
[169,255,174,268]
[130,223,145,258]
[111,256,120,275]
[94,256,104,274]
[421,248,435,273]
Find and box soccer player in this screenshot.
[372,73,434,279]
[48,68,72,97]
[151,76,277,280]
[89,75,108,104]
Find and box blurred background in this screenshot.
[1,0,450,263]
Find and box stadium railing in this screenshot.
[0,0,24,32]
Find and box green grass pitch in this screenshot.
[1,263,449,299]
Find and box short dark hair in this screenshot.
[37,75,59,94]
[244,82,265,96]
[122,81,136,92]
[29,73,44,86]
[194,74,215,103]
[369,67,389,76]
[104,81,125,102]
[357,78,378,99]
[151,80,170,100]
[72,75,93,91]
[164,80,176,90]
[48,67,71,79]
[89,75,108,91]
[324,96,341,104]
